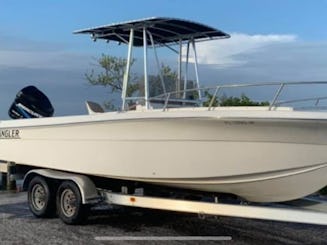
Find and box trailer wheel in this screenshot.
[56,181,88,225]
[27,176,56,218]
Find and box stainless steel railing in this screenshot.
[125,81,327,111]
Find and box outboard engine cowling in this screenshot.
[9,86,54,119]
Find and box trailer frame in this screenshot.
[18,168,327,226]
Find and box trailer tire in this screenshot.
[27,176,56,218]
[56,181,89,225]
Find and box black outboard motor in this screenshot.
[9,86,54,119]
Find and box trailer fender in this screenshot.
[23,169,101,204]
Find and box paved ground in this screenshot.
[0,191,326,245]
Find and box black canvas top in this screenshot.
[74,17,230,47]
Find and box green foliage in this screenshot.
[86,55,125,92]
[86,54,202,109]
[85,54,139,110]
[86,54,183,109]
[149,64,200,100]
[203,92,270,107]
[149,64,178,97]
[203,91,219,107]
[220,94,270,106]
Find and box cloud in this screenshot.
[0,35,104,118]
[0,66,112,119]
[180,32,327,85]
[0,50,91,70]
[1,32,327,117]
[0,34,93,71]
[197,40,327,85]
[0,35,66,52]
[185,33,297,67]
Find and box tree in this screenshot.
[147,64,200,101]
[203,91,270,107]
[85,54,139,110]
[203,91,219,107]
[86,55,183,109]
[148,64,178,97]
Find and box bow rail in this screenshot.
[134,80,327,111]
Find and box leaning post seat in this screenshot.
[9,85,54,119]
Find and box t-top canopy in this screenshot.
[74,17,230,47]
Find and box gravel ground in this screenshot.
[0,191,326,245]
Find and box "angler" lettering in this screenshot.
[0,129,20,139]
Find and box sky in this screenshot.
[1,0,327,117]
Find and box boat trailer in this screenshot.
[101,191,327,226]
[20,169,327,226]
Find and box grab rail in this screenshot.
[125,81,327,111]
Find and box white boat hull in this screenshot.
[0,107,326,202]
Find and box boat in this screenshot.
[0,17,326,203]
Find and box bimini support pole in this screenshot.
[148,31,166,95]
[143,27,150,109]
[122,28,134,110]
[177,39,182,98]
[183,40,190,99]
[191,39,202,101]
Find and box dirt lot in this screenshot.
[0,191,326,245]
